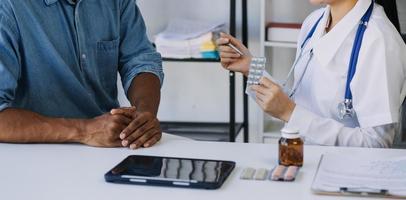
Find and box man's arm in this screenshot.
[0,108,132,147]
[110,0,164,149]
[128,73,161,116]
[0,108,84,143]
[112,73,162,149]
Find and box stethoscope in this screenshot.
[281,2,374,120]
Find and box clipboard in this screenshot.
[311,154,406,199]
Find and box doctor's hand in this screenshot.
[110,107,162,149]
[251,77,296,122]
[216,32,252,76]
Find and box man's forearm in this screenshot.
[0,108,86,143]
[127,73,161,116]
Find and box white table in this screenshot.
[0,133,405,200]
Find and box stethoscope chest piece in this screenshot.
[337,99,355,120]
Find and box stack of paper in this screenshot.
[155,19,226,59]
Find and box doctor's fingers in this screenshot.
[255,97,268,112]
[255,90,275,103]
[218,47,241,58]
[220,51,241,59]
[219,32,245,48]
[216,37,231,46]
[218,45,239,54]
[259,77,278,88]
[255,92,265,103]
[251,85,272,96]
[220,58,239,66]
[260,79,285,96]
[216,39,232,48]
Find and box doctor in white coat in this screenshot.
[217,0,406,147]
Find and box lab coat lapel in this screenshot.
[312,0,372,68]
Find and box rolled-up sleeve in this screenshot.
[0,4,21,112]
[118,0,163,96]
[285,105,395,148]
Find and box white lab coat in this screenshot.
[266,0,406,147]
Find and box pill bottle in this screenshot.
[278,128,303,167]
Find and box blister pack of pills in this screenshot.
[269,165,300,182]
[247,57,266,86]
[240,165,300,182]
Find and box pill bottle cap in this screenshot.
[281,128,300,139]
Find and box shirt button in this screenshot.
[82,54,87,59]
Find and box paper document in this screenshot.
[155,32,213,59]
[312,153,406,197]
[154,19,225,59]
[157,19,226,40]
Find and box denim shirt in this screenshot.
[0,0,163,118]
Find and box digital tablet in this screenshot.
[104,155,236,189]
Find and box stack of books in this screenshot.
[155,19,226,59]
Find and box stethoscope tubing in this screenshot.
[284,2,374,112]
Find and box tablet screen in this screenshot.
[107,155,235,185]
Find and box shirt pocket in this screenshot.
[96,38,119,92]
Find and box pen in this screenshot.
[214,32,244,56]
[227,43,244,56]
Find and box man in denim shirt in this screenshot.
[0,0,164,149]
